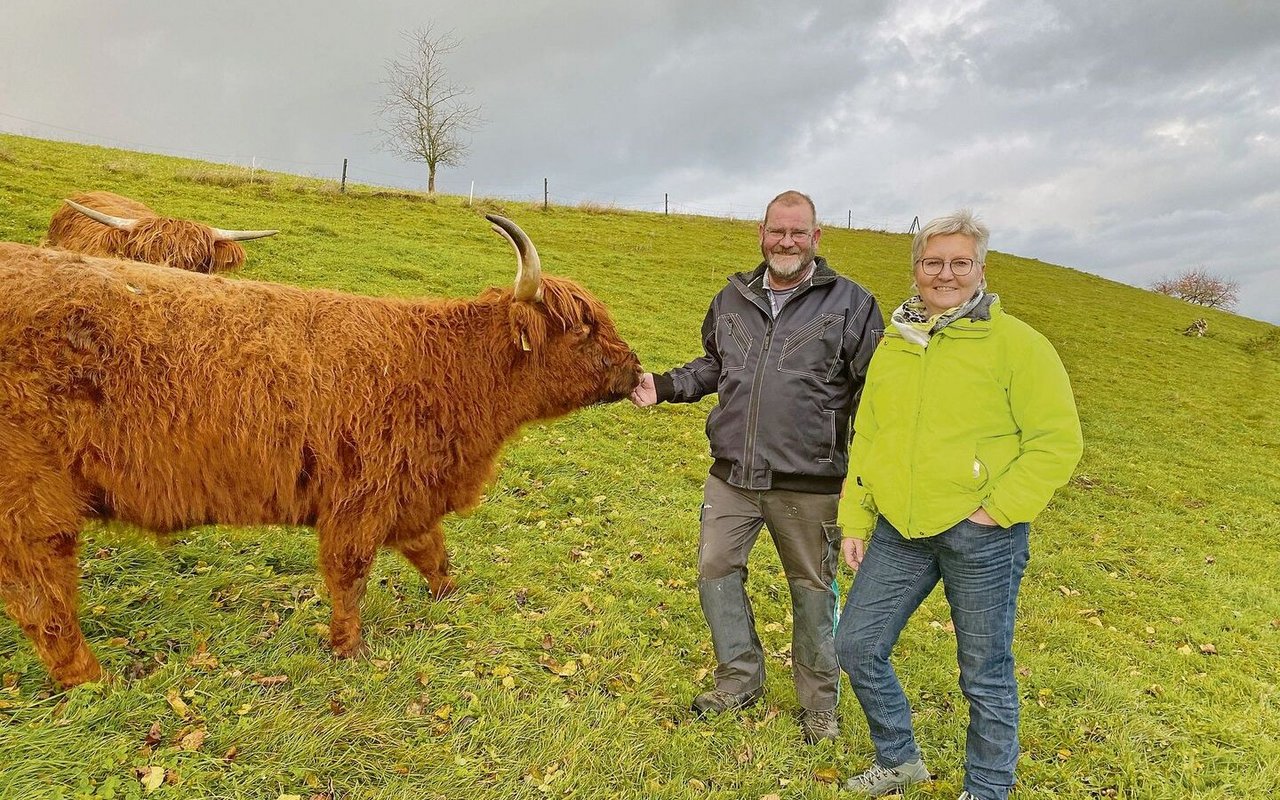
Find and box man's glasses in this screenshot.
[764,228,813,243]
[916,257,979,276]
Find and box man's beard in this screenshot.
[765,247,816,283]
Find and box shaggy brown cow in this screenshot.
[0,216,640,687]
[45,191,278,273]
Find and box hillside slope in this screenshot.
[1,133,1277,799]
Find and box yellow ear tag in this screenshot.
[520,332,532,351]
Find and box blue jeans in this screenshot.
[835,516,1030,800]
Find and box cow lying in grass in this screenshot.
[45,191,278,273]
[0,215,640,686]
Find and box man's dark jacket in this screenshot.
[655,257,883,493]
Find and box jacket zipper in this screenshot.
[906,338,931,536]
[744,318,775,485]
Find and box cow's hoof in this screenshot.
[331,637,368,660]
[429,576,457,599]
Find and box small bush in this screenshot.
[1242,328,1280,357]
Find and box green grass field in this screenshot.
[1,133,1278,799]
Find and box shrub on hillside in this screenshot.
[1242,328,1280,357]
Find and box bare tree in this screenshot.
[378,27,483,193]
[1151,268,1240,310]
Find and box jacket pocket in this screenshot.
[817,409,837,464]
[777,313,843,380]
[715,313,751,371]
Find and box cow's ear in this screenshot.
[509,302,548,353]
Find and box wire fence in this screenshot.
[1,110,911,233]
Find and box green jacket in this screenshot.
[840,299,1083,540]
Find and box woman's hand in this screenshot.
[842,537,865,570]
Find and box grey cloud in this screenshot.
[1,0,1277,321]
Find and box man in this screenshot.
[835,210,1083,799]
[631,190,883,743]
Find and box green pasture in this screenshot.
[1,133,1278,799]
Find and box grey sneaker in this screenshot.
[957,793,979,800]
[690,686,763,717]
[799,707,838,744]
[843,758,930,796]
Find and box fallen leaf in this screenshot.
[107,637,130,647]
[1199,643,1218,655]
[138,766,165,793]
[1177,644,1193,655]
[223,745,239,761]
[165,689,191,719]
[179,728,207,751]
[688,779,707,791]
[144,721,163,747]
[541,634,554,650]
[1057,749,1073,760]
[188,641,218,669]
[253,675,289,688]
[813,767,840,784]
[538,654,579,677]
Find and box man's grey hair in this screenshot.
[764,190,817,227]
[912,209,990,264]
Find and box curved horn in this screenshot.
[64,199,138,231]
[486,214,542,302]
[211,227,279,242]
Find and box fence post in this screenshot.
[847,210,851,230]
[665,193,669,215]
[909,215,920,234]
[340,158,347,193]
[543,178,548,211]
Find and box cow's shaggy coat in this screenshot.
[45,191,274,273]
[0,231,639,686]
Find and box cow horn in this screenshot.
[64,199,138,231]
[486,214,543,302]
[211,227,280,242]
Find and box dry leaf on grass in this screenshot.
[165,689,191,719]
[137,766,165,793]
[813,767,840,784]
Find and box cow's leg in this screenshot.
[316,530,379,658]
[0,428,99,687]
[393,525,456,599]
[0,530,101,687]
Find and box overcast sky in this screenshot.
[3,1,1278,322]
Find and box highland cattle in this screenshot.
[0,215,640,686]
[45,191,277,272]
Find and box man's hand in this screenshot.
[630,373,657,407]
[842,537,865,571]
[968,507,999,527]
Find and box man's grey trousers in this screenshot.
[697,474,842,711]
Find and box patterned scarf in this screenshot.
[890,281,996,348]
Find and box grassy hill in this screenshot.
[1,133,1278,800]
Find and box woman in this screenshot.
[835,210,1083,800]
